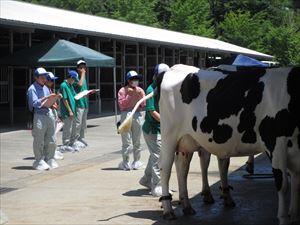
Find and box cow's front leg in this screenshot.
[175,151,196,215]
[198,149,214,204]
[289,171,300,225]
[159,137,177,220]
[218,157,236,207]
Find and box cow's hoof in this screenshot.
[245,162,254,174]
[183,206,196,215]
[203,193,215,204]
[163,212,177,220]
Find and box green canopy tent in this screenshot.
[0,39,117,123]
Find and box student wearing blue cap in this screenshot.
[27,67,59,170]
[59,70,79,150]
[117,70,146,170]
[45,72,64,160]
[139,63,170,196]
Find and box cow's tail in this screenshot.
[117,91,154,134]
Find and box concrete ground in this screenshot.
[1,116,279,225]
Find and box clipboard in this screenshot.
[74,89,100,100]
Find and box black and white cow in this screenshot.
[157,64,300,225]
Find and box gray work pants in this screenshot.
[120,111,143,163]
[142,132,161,187]
[75,107,88,140]
[32,111,56,162]
[62,116,77,146]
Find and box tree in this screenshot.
[168,0,215,38]
[219,11,270,52]
[110,0,160,27]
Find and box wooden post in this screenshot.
[9,30,14,125]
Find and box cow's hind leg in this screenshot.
[218,157,236,207]
[198,149,214,204]
[289,171,300,224]
[175,152,196,215]
[159,136,177,220]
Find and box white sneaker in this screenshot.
[72,141,85,151]
[32,159,50,171]
[47,159,59,169]
[118,161,131,171]
[79,138,88,146]
[131,161,144,170]
[60,145,75,152]
[139,176,151,189]
[151,186,163,197]
[54,150,64,160]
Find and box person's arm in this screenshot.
[62,99,74,118]
[77,68,86,87]
[138,88,146,108]
[150,110,160,122]
[28,88,50,109]
[118,87,134,110]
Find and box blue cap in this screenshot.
[125,70,142,81]
[154,63,170,76]
[46,72,58,81]
[68,70,79,82]
[232,54,268,67]
[34,67,49,77]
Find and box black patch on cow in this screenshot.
[286,67,300,150]
[287,140,293,148]
[209,138,213,142]
[259,109,296,154]
[259,67,300,154]
[200,67,266,144]
[192,116,197,132]
[213,124,233,144]
[156,71,166,103]
[238,82,264,143]
[272,168,283,191]
[180,73,200,104]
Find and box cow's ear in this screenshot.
[180,73,201,104]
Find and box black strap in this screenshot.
[159,194,172,202]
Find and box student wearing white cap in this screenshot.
[74,60,89,147]
[117,70,146,170]
[60,70,79,149]
[45,72,64,160]
[27,67,59,170]
[139,63,170,196]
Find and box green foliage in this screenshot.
[219,11,270,52]
[168,0,215,38]
[109,0,160,27]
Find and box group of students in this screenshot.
[27,60,90,171]
[117,63,170,197]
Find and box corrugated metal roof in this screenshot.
[0,0,273,59]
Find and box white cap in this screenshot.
[154,63,170,76]
[47,72,58,81]
[77,60,87,66]
[34,67,49,77]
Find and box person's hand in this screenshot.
[69,111,74,119]
[47,93,56,99]
[78,67,86,75]
[127,87,134,94]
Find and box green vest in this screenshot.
[142,83,160,134]
[60,80,77,119]
[73,78,88,108]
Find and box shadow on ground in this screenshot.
[99,154,278,225]
[11,166,35,170]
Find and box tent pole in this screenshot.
[113,40,117,124]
